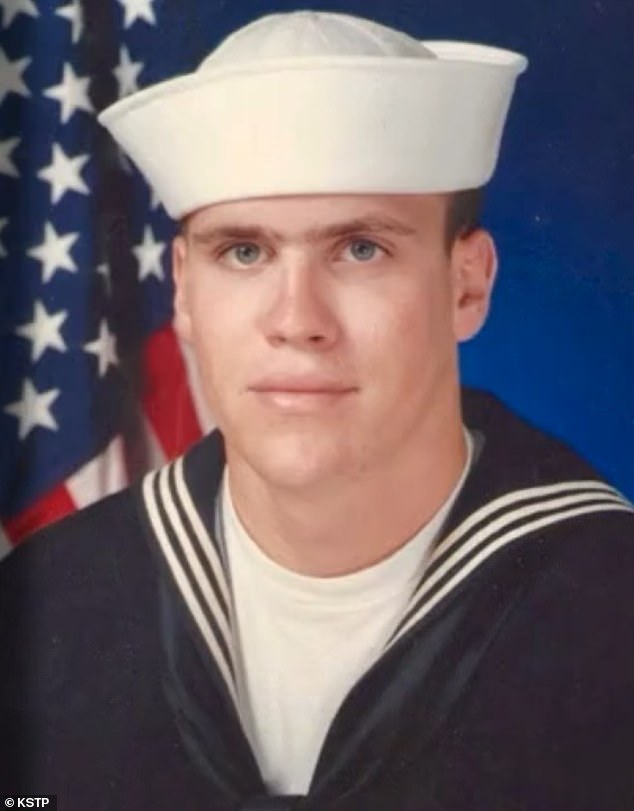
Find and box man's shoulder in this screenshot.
[524,505,634,615]
[0,477,171,703]
[0,429,225,606]
[453,387,634,627]
[0,478,159,638]
[2,481,141,576]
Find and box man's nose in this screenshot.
[260,255,341,350]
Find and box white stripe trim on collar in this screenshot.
[142,464,238,706]
[142,457,632,701]
[172,457,232,611]
[414,483,626,605]
[158,461,232,641]
[432,480,625,566]
[388,481,632,649]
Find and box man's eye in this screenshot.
[342,239,383,262]
[223,242,262,265]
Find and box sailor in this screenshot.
[1,10,633,810]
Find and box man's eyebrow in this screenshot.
[307,216,418,241]
[187,216,417,245]
[189,225,278,245]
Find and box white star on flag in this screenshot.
[117,0,156,28]
[84,320,118,378]
[37,143,89,204]
[28,222,79,283]
[56,0,83,43]
[44,63,92,124]
[133,225,165,281]
[0,0,38,28]
[0,218,8,257]
[0,136,19,177]
[4,379,60,440]
[16,301,68,362]
[113,45,143,97]
[0,49,30,103]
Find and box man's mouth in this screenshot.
[249,375,357,411]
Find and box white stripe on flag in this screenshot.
[66,436,128,507]
[0,522,12,561]
[144,420,168,470]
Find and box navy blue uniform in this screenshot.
[1,390,633,810]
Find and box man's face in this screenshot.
[173,193,494,490]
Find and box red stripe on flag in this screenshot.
[142,324,203,459]
[4,483,77,544]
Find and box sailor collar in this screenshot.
[138,391,632,715]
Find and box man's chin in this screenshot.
[231,431,353,492]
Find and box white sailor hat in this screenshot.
[98,10,528,219]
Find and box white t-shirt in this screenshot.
[222,434,473,794]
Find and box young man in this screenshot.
[1,10,633,810]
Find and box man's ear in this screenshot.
[172,234,192,342]
[450,228,498,343]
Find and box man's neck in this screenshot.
[225,404,468,578]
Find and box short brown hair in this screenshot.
[445,187,484,250]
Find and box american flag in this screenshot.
[0,0,211,558]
